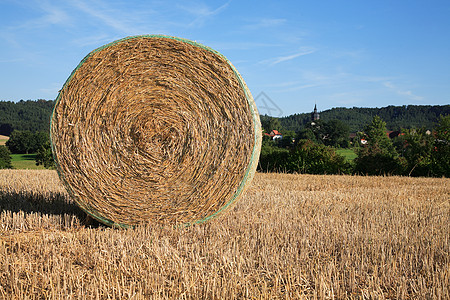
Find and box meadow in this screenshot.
[1,134,45,170]
[0,170,448,299]
[10,154,46,170]
[335,148,357,162]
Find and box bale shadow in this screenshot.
[0,190,104,228]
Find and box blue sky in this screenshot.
[1,0,449,116]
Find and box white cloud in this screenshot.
[397,90,423,100]
[244,18,287,30]
[267,80,319,92]
[261,48,316,66]
[176,1,231,27]
[1,0,71,33]
[69,0,139,34]
[280,84,319,92]
[330,91,366,106]
[178,1,230,17]
[39,82,62,98]
[71,34,114,47]
[38,2,69,26]
[207,41,282,51]
[383,81,395,89]
[0,58,25,63]
[271,51,314,65]
[383,81,423,101]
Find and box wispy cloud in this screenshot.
[69,0,140,34]
[383,81,423,101]
[298,70,394,88]
[329,49,366,60]
[267,80,319,92]
[21,1,70,28]
[280,84,319,92]
[39,82,62,98]
[207,41,282,51]
[272,50,315,65]
[261,48,316,66]
[178,1,230,17]
[357,75,394,83]
[267,80,305,88]
[9,1,72,30]
[37,1,69,26]
[330,91,367,106]
[71,34,114,47]
[177,1,231,27]
[0,58,25,63]
[244,18,286,30]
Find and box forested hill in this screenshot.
[0,100,448,136]
[0,100,55,135]
[278,105,450,133]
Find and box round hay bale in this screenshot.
[51,35,261,228]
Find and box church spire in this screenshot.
[311,103,320,121]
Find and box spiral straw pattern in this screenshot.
[51,35,261,228]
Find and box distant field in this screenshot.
[0,135,8,146]
[10,153,46,170]
[0,170,448,299]
[336,148,357,161]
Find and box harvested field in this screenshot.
[0,135,8,146]
[0,170,448,299]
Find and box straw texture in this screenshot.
[51,35,261,228]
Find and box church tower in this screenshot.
[311,104,320,121]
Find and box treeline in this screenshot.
[0,100,448,176]
[0,100,55,169]
[0,100,448,136]
[1,100,449,136]
[0,99,55,135]
[276,105,450,133]
[259,115,450,177]
[0,130,52,169]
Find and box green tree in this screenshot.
[258,137,289,172]
[295,120,324,144]
[6,130,34,154]
[5,130,49,154]
[431,115,450,177]
[277,130,295,148]
[288,139,351,174]
[0,145,12,169]
[322,119,350,148]
[355,116,405,175]
[35,141,55,169]
[364,116,396,152]
[260,115,283,134]
[258,139,351,174]
[33,131,50,151]
[0,123,13,136]
[401,128,434,176]
[0,99,55,133]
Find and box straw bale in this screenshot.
[50,35,261,227]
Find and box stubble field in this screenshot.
[0,170,448,299]
[0,135,8,146]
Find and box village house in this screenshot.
[264,129,283,140]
